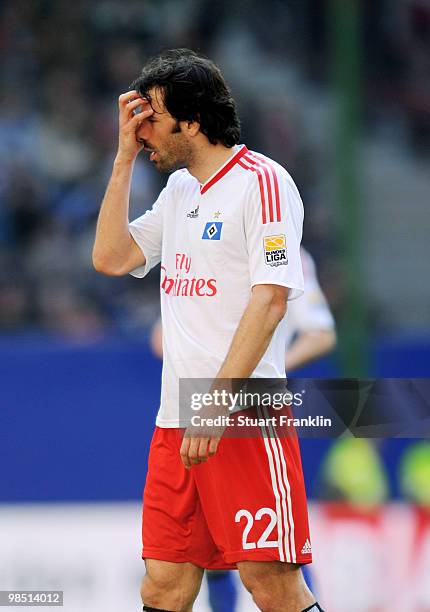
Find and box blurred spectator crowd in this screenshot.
[0,0,429,339]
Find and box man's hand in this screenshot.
[117,90,153,163]
[179,384,232,468]
[180,433,221,469]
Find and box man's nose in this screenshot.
[136,121,151,141]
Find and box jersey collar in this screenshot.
[200,145,248,195]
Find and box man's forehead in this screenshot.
[146,87,168,115]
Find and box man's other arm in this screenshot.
[216,283,288,379]
[180,283,288,468]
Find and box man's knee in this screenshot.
[239,561,285,593]
[140,574,189,611]
[238,561,313,612]
[140,560,202,612]
[140,574,180,610]
[239,574,276,612]
[244,584,275,612]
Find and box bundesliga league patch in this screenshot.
[264,234,288,266]
[202,221,223,240]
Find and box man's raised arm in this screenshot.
[92,90,153,276]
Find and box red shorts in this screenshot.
[142,413,312,569]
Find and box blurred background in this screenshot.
[0,0,429,610]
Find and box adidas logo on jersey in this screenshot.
[301,538,312,555]
[187,205,199,218]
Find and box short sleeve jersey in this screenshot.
[129,145,304,427]
[284,247,335,349]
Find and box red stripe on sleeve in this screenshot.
[248,152,281,222]
[273,171,281,222]
[244,154,274,222]
[239,158,267,224]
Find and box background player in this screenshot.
[284,248,336,373]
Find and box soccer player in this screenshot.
[284,247,336,373]
[93,49,323,612]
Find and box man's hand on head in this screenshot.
[116,90,153,163]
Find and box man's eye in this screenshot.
[147,118,156,123]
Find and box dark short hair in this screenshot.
[131,49,241,147]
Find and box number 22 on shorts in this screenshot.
[235,507,278,550]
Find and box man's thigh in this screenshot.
[142,427,230,568]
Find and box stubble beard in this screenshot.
[154,133,195,174]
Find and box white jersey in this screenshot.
[129,145,304,427]
[285,247,335,348]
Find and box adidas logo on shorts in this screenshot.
[301,538,312,555]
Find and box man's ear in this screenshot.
[183,119,200,137]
